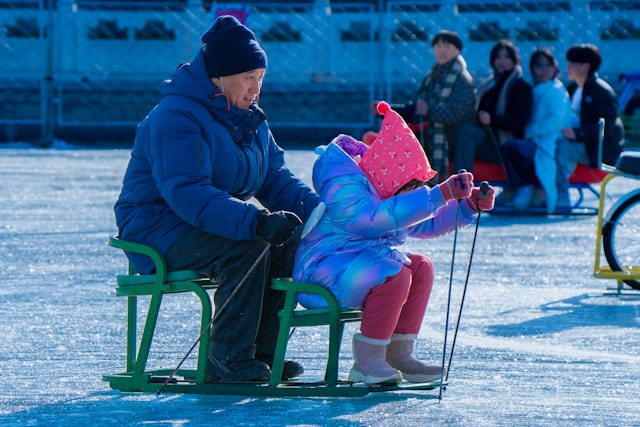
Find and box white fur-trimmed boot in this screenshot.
[348,333,402,385]
[385,334,442,383]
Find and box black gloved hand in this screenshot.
[256,210,303,247]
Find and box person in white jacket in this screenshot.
[501,47,571,212]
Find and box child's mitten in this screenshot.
[438,172,473,201]
[467,184,496,212]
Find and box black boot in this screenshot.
[207,354,270,383]
[256,353,304,381]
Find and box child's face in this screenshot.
[395,179,426,195]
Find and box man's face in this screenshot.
[567,61,590,82]
[432,40,460,65]
[213,68,265,109]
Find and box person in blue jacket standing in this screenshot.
[114,15,319,383]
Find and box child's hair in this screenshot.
[395,179,426,195]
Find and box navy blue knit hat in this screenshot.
[201,15,267,78]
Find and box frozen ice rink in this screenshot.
[1,145,639,426]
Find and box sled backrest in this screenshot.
[105,235,215,388]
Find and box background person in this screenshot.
[500,47,571,211]
[294,102,495,385]
[368,30,476,182]
[453,39,533,177]
[114,15,319,383]
[555,43,625,210]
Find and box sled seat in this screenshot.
[103,235,216,389]
[470,160,606,210]
[270,278,363,387]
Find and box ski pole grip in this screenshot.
[478,181,490,199]
[452,169,468,201]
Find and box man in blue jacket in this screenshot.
[114,15,319,383]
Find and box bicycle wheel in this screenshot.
[602,191,640,290]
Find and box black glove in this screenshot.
[256,210,303,247]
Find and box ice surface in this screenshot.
[0,147,639,426]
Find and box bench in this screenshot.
[465,119,610,214]
[470,159,606,212]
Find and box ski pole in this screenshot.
[438,170,467,401]
[445,181,490,382]
[483,126,514,190]
[158,244,270,394]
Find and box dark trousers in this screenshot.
[501,138,536,189]
[165,225,301,365]
[453,122,503,173]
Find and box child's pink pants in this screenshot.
[360,254,434,340]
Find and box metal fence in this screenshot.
[1,0,640,146]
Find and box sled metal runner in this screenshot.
[104,237,444,397]
[103,372,443,397]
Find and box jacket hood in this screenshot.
[312,140,367,193]
[160,52,221,106]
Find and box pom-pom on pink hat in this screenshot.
[359,101,436,199]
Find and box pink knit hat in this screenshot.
[359,101,436,199]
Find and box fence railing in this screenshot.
[1,0,639,145]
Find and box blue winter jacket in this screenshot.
[114,51,318,274]
[292,141,476,309]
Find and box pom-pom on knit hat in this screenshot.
[201,15,268,78]
[359,101,436,199]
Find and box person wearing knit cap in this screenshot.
[367,29,476,182]
[554,43,624,211]
[115,15,319,383]
[293,102,495,385]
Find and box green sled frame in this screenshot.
[103,236,444,397]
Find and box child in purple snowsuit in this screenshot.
[293,102,495,385]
